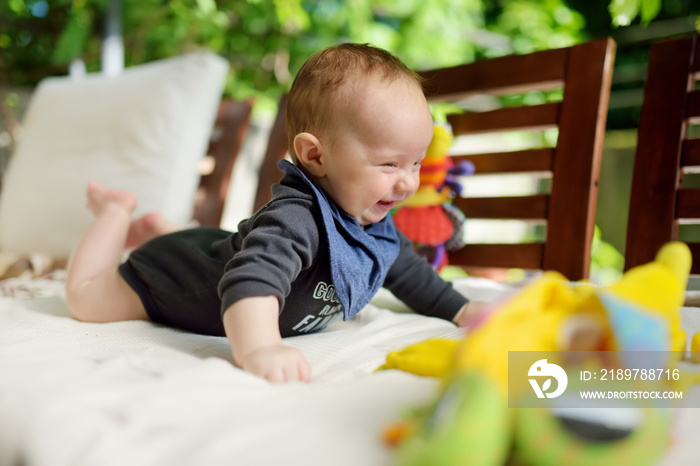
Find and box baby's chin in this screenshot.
[356,210,390,227]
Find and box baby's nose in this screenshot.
[396,171,419,194]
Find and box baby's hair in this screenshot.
[285,43,423,161]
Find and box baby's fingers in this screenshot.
[244,345,312,383]
[276,356,311,383]
[265,367,287,384]
[294,357,312,382]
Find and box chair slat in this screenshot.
[688,243,700,274]
[625,35,697,270]
[542,37,616,279]
[681,139,700,167]
[193,99,253,227]
[419,47,568,100]
[686,90,700,122]
[447,103,560,135]
[454,148,554,174]
[453,195,549,220]
[676,189,700,219]
[253,95,288,212]
[448,243,544,270]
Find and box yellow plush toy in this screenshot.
[384,241,691,385]
[382,242,693,466]
[605,241,690,352]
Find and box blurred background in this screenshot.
[1,0,699,283]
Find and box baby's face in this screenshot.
[315,78,434,226]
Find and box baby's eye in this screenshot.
[384,162,398,168]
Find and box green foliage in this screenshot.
[590,225,625,285]
[8,0,27,14]
[609,0,662,26]
[0,0,587,108]
[52,1,96,65]
[486,0,586,54]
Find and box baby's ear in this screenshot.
[294,132,326,177]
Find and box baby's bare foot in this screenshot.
[125,212,181,248]
[85,181,137,217]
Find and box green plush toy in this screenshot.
[394,372,671,466]
[395,372,511,466]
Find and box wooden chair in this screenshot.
[624,34,700,274]
[253,95,288,212]
[421,38,616,281]
[192,98,253,226]
[251,39,616,281]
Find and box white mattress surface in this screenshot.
[0,277,698,465]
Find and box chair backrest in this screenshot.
[421,38,616,281]
[625,34,700,274]
[253,95,288,212]
[251,39,616,281]
[192,98,253,226]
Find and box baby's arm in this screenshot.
[385,231,492,325]
[451,301,491,327]
[223,296,311,383]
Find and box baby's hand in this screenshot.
[453,301,492,328]
[240,344,311,383]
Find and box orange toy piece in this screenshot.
[393,205,454,246]
[418,153,452,188]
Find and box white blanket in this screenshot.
[0,277,697,465]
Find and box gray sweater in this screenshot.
[119,165,468,338]
[215,167,468,336]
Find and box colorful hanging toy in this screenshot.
[392,124,474,270]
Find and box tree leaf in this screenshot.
[608,0,641,27]
[640,0,662,24]
[51,9,92,65]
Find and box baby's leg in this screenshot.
[125,212,180,249]
[65,181,149,323]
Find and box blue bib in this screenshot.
[279,160,400,320]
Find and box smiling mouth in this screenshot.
[376,201,396,210]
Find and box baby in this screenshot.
[65,43,486,384]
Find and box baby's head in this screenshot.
[286,43,426,162]
[286,43,434,226]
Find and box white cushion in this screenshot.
[0,51,228,256]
